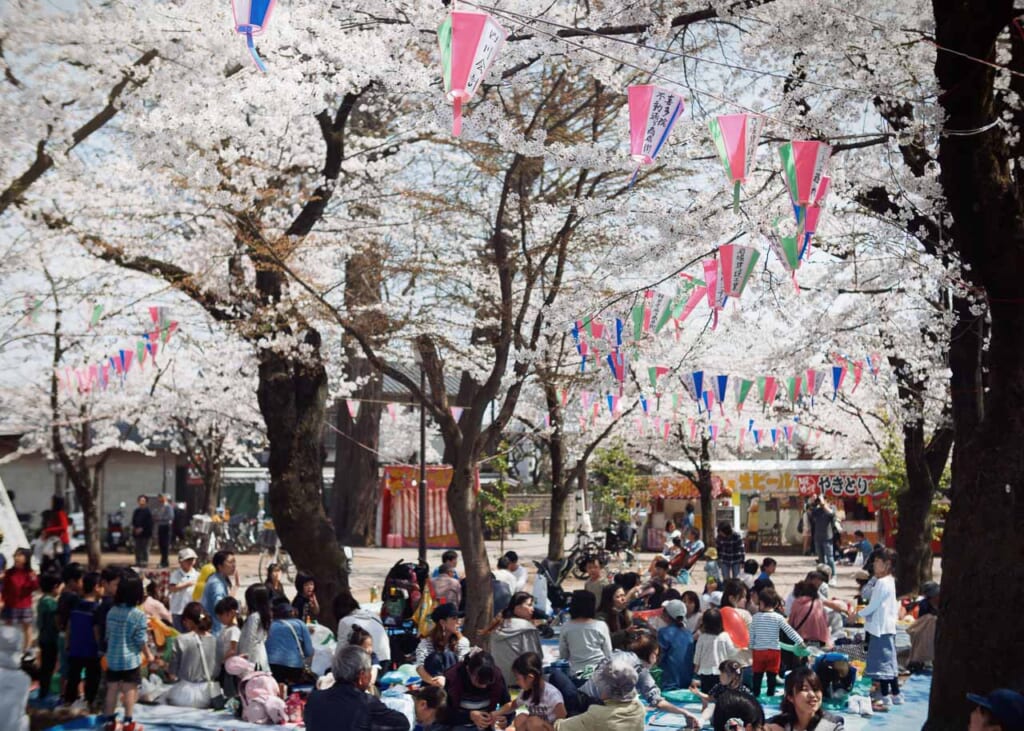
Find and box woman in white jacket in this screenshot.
[856,548,901,710]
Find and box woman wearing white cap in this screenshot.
[169,548,200,632]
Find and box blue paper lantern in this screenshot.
[232,0,277,72]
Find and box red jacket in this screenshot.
[2,567,40,609]
[42,510,70,544]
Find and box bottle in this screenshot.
[370,585,380,603]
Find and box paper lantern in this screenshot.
[719,243,761,298]
[709,114,765,211]
[779,141,832,209]
[767,231,803,290]
[800,176,830,259]
[627,85,685,181]
[232,0,277,72]
[437,12,506,136]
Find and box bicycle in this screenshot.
[563,527,610,580]
[257,525,295,582]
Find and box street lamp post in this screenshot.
[418,363,427,564]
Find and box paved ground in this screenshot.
[96,532,940,605]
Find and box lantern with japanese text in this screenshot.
[709,113,765,212]
[438,11,507,137]
[627,85,685,183]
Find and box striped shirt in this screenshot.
[105,605,148,671]
[749,610,803,651]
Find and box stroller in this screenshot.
[532,559,570,614]
[381,560,429,667]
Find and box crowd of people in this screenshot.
[2,516,1023,731]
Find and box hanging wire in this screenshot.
[463,1,939,106]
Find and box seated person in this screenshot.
[711,688,766,731]
[636,560,674,610]
[966,689,1024,731]
[304,645,408,731]
[438,650,512,730]
[431,564,462,608]
[690,659,753,710]
[553,654,647,731]
[765,667,844,731]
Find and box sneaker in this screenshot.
[890,694,905,706]
[122,722,143,731]
[103,720,118,731]
[871,699,890,712]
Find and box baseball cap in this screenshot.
[967,689,1024,730]
[178,547,198,561]
[431,603,464,622]
[662,599,686,619]
[704,547,718,560]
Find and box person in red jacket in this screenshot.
[41,496,71,568]
[1,548,40,652]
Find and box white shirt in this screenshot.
[860,575,898,636]
[511,565,529,592]
[169,567,199,615]
[338,608,392,663]
[516,681,564,722]
[216,624,241,667]
[493,569,518,596]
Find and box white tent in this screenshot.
[0,475,29,566]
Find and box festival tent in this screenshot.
[0,474,30,566]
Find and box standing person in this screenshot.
[41,496,71,569]
[716,523,745,581]
[101,572,153,731]
[657,599,696,691]
[64,572,103,708]
[266,600,313,685]
[683,504,696,532]
[168,548,199,632]
[809,497,837,578]
[292,574,319,623]
[264,563,287,603]
[504,551,529,592]
[748,588,805,698]
[238,583,271,671]
[130,496,153,569]
[201,550,236,634]
[35,573,62,701]
[214,597,241,698]
[693,609,739,692]
[153,495,175,569]
[857,547,901,710]
[94,566,122,655]
[1,548,38,652]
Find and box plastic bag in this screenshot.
[380,687,415,729]
[165,679,216,708]
[139,675,171,703]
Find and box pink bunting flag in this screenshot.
[663,421,671,441]
[763,376,778,407]
[851,362,863,392]
[545,413,551,428]
[739,427,747,449]
[688,418,697,442]
[163,321,179,344]
[710,424,719,444]
[450,406,464,421]
[387,403,398,422]
[346,400,360,418]
[560,389,569,407]
[438,11,507,136]
[581,391,592,410]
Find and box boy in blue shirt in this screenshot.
[65,572,102,708]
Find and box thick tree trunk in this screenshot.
[82,471,103,571]
[447,453,492,644]
[331,370,384,546]
[257,327,348,630]
[697,437,715,545]
[332,244,386,546]
[203,463,222,516]
[544,384,570,561]
[928,2,1024,727]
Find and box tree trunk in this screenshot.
[332,243,386,546]
[203,461,222,516]
[257,326,348,630]
[928,2,1024,726]
[82,470,103,570]
[446,453,492,645]
[697,437,715,545]
[544,384,570,561]
[331,370,384,546]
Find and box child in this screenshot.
[494,652,565,727]
[703,547,722,585]
[857,547,902,709]
[65,571,103,708]
[238,584,271,671]
[348,625,379,686]
[741,559,760,590]
[168,548,199,632]
[35,572,62,700]
[214,597,240,698]
[141,581,172,625]
[813,652,857,699]
[56,562,85,697]
[692,608,737,692]
[757,558,777,585]
[102,572,153,731]
[165,602,220,708]
[94,566,123,654]
[701,577,719,611]
[583,556,610,607]
[690,659,752,709]
[291,574,319,623]
[1,548,39,653]
[638,559,674,609]
[748,587,805,697]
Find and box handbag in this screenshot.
[285,621,318,684]
[196,634,227,710]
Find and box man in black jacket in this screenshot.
[304,645,410,731]
[130,495,153,568]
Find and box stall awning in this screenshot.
[646,475,731,500]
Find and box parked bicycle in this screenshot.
[564,527,610,580]
[257,523,295,582]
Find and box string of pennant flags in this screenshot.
[56,307,179,394]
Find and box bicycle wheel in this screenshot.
[278,550,296,582]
